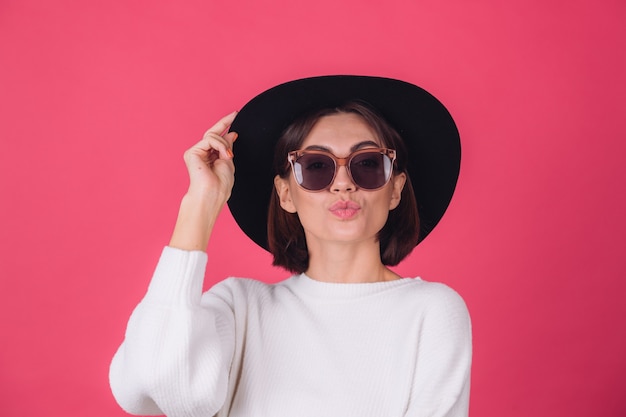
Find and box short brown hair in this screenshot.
[267,101,420,273]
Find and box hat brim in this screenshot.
[228,75,460,251]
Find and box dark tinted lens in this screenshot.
[350,151,388,189]
[295,153,336,190]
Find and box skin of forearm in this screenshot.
[169,191,225,252]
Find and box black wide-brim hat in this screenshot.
[228,75,461,251]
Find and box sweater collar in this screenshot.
[283,273,420,299]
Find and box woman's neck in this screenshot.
[304,240,401,283]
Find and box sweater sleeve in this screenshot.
[406,284,472,417]
[109,247,236,417]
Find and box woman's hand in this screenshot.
[184,111,238,203]
[169,112,239,252]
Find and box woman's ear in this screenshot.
[389,172,406,210]
[274,175,297,213]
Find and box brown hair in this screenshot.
[267,101,420,273]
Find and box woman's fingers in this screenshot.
[185,112,238,163]
[181,112,241,198]
[204,111,238,140]
[203,111,237,158]
[199,112,238,160]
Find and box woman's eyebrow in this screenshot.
[303,144,331,151]
[303,140,381,153]
[351,140,381,151]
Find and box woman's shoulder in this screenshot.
[399,278,469,317]
[201,276,292,305]
[404,277,462,297]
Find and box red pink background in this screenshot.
[1,1,625,416]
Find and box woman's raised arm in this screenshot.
[169,111,238,252]
[109,113,240,416]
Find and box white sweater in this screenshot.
[110,247,472,417]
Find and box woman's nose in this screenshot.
[330,165,356,192]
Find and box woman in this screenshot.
[110,76,472,417]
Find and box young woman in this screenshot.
[109,76,472,417]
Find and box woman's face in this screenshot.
[274,112,406,250]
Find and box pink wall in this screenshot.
[1,1,625,416]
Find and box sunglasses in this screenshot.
[287,148,397,191]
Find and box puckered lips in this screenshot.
[329,200,361,220]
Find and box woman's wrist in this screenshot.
[168,191,225,252]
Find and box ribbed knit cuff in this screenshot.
[144,246,208,307]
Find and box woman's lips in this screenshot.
[329,200,361,219]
